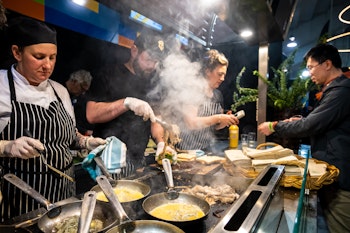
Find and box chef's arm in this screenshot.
[151,120,177,159]
[86,98,155,124]
[73,129,106,151]
[191,114,237,129]
[86,99,127,124]
[184,106,239,130]
[151,121,165,144]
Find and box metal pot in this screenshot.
[4,173,119,233]
[142,159,210,225]
[96,175,185,233]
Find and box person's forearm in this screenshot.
[185,115,220,130]
[151,122,165,144]
[0,140,10,157]
[86,99,127,124]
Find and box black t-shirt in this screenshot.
[73,94,94,135]
[86,63,153,163]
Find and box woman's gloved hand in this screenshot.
[155,142,177,164]
[0,137,44,159]
[86,137,106,150]
[124,97,156,122]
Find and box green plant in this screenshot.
[231,51,317,112]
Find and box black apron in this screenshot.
[0,70,75,222]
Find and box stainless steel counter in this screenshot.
[1,164,318,233]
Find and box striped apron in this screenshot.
[177,99,223,150]
[0,70,75,222]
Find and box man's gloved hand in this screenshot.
[0,137,44,159]
[86,137,106,151]
[124,97,156,122]
[155,142,177,164]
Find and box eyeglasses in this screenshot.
[306,61,325,71]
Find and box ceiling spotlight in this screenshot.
[240,30,253,38]
[72,0,87,6]
[287,36,297,48]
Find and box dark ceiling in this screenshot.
[97,0,349,67]
[98,0,298,46]
[283,0,350,76]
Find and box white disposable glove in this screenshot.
[86,137,107,150]
[0,137,44,159]
[155,142,177,163]
[124,97,156,122]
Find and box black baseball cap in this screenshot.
[134,33,167,60]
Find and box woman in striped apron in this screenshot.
[0,17,105,222]
[173,49,240,151]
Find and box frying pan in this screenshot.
[142,159,211,225]
[96,175,185,233]
[4,173,119,233]
[91,157,151,203]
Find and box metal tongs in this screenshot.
[155,117,173,131]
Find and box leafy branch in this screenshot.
[231,50,317,112]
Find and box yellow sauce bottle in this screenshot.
[229,125,239,148]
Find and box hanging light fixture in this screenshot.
[287,36,297,48]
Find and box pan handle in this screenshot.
[162,159,174,188]
[4,173,55,211]
[94,157,114,181]
[162,159,179,200]
[78,191,96,233]
[96,175,130,222]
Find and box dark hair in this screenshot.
[304,43,342,68]
[201,49,228,74]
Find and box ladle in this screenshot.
[162,158,179,200]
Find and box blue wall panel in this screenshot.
[45,0,120,43]
[45,7,118,42]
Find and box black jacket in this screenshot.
[275,75,350,191]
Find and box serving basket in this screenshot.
[223,142,339,190]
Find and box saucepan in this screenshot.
[96,175,185,233]
[4,173,119,233]
[142,159,211,226]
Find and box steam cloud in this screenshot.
[148,42,209,125]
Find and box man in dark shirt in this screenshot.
[65,69,94,135]
[86,32,168,176]
[259,44,350,233]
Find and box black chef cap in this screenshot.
[134,33,167,60]
[7,16,57,47]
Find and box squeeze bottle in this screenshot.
[229,125,239,148]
